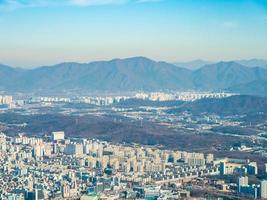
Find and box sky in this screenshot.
[0,0,267,68]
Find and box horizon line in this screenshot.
[1,56,267,69]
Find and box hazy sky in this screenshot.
[0,0,267,67]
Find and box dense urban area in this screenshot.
[0,91,267,199]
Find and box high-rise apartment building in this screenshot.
[261,180,267,199]
[52,131,65,141]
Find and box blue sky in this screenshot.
[0,0,267,67]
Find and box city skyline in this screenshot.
[0,0,267,67]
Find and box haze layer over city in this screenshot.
[1,0,267,200]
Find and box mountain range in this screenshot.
[1,57,267,96]
[174,59,267,70]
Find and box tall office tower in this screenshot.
[238,176,248,192]
[261,180,267,199]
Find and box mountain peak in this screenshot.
[115,56,155,63]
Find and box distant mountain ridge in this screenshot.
[235,59,267,68]
[192,61,267,90]
[0,57,193,92]
[227,79,267,97]
[173,59,214,70]
[1,57,267,96]
[168,95,267,115]
[174,59,267,70]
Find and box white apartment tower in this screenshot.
[261,180,267,199]
[52,131,65,141]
